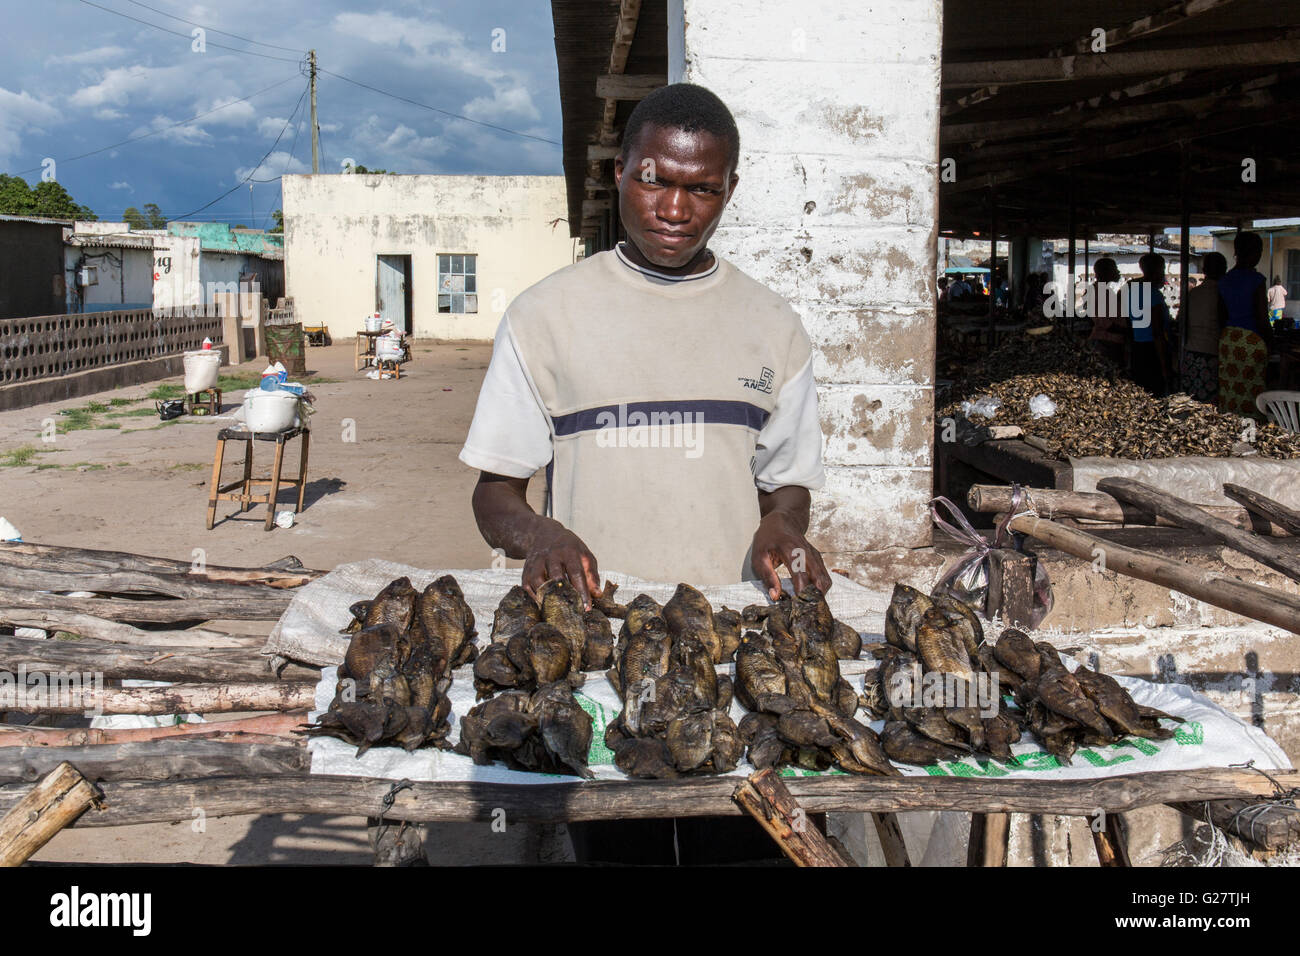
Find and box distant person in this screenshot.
[949,274,971,301]
[1268,274,1287,326]
[993,273,1008,308]
[1086,257,1125,367]
[1217,232,1272,417]
[1179,252,1227,404]
[1124,253,1171,396]
[937,276,949,303]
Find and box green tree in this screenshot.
[0,175,96,220]
[352,164,393,174]
[122,206,146,229]
[143,202,165,228]
[270,208,284,233]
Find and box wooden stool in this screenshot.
[186,388,222,416]
[205,426,310,531]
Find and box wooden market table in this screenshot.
[355,330,411,372]
[0,541,1297,867]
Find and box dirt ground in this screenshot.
[0,341,551,864]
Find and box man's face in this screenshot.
[614,124,738,270]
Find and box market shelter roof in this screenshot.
[940,0,1300,236]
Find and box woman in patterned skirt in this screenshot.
[1179,253,1225,404]
[1216,232,1273,417]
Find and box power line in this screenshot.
[319,69,561,146]
[168,82,308,221]
[123,0,306,54]
[75,0,303,63]
[11,74,301,176]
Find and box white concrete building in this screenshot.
[281,175,577,340]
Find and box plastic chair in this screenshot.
[1256,390,1300,433]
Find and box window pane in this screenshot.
[465,294,477,313]
[438,294,451,313]
[453,293,465,313]
[449,275,464,293]
[452,255,464,273]
[440,274,453,293]
[464,274,475,293]
[439,255,450,274]
[465,255,476,275]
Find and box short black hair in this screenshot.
[619,83,740,174]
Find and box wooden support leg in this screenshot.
[732,769,853,867]
[240,440,254,512]
[367,817,426,866]
[967,812,1010,866]
[296,430,310,513]
[265,439,286,531]
[205,438,226,529]
[870,812,912,867]
[1092,811,1132,867]
[986,548,1036,628]
[0,762,101,866]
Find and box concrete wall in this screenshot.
[282,175,575,340]
[0,220,65,320]
[678,0,942,555]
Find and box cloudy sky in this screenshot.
[0,0,562,228]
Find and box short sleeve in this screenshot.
[458,315,553,478]
[753,354,825,493]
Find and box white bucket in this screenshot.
[376,334,403,360]
[183,350,222,393]
[364,314,383,332]
[243,390,299,432]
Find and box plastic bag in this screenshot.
[930,491,1053,627]
[960,395,1002,419]
[156,399,186,421]
[1028,393,1057,419]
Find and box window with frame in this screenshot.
[438,254,477,313]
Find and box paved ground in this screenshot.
[0,341,552,864]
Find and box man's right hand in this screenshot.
[522,523,601,610]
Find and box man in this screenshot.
[459,83,830,863]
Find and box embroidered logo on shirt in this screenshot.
[738,366,775,393]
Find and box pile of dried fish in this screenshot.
[302,575,476,755]
[471,580,616,697]
[456,681,595,778]
[941,325,1300,459]
[864,584,1022,766]
[733,586,896,776]
[602,584,745,778]
[990,628,1181,765]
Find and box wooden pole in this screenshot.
[1179,141,1191,375]
[985,549,1036,627]
[1222,483,1300,537]
[0,713,307,747]
[0,586,291,623]
[1092,810,1132,866]
[0,634,317,683]
[0,740,309,784]
[0,609,258,648]
[870,812,912,867]
[0,541,318,585]
[968,811,1010,866]
[0,681,317,716]
[733,769,853,866]
[1097,477,1300,584]
[968,483,1288,535]
[0,762,100,866]
[1007,514,1300,635]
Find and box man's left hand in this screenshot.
[751,510,832,601]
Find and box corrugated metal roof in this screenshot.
[168,221,285,258]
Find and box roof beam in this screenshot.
[944,37,1300,88]
[595,74,665,100]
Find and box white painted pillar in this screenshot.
[679,0,942,561]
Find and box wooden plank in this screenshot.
[968,484,1288,535]
[944,38,1300,88]
[0,541,318,584]
[0,768,1293,827]
[0,586,290,623]
[985,549,1036,628]
[595,73,665,99]
[1007,514,1300,634]
[1092,810,1132,866]
[0,681,317,716]
[0,634,318,683]
[0,713,307,747]
[1223,483,1300,537]
[870,812,912,867]
[0,609,258,648]
[1098,477,1300,584]
[0,564,295,602]
[733,769,851,866]
[0,762,100,866]
[0,740,309,784]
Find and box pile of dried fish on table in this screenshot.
[940,325,1300,460]
[865,585,1021,765]
[603,584,744,778]
[301,575,476,754]
[988,628,1182,765]
[732,586,896,777]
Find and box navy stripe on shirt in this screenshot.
[551,399,769,437]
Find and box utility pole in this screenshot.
[309,49,320,174]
